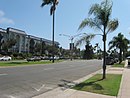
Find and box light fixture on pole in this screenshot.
[59,33,83,60]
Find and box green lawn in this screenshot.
[112,62,125,67]
[0,60,62,67]
[73,74,122,96]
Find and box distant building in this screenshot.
[0,27,59,53]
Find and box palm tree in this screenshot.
[41,0,59,63]
[75,34,95,59]
[109,33,130,64]
[78,0,119,79]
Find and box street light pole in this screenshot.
[59,33,82,61]
[70,37,74,61]
[52,4,55,63]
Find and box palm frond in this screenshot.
[50,5,55,15]
[107,19,119,33]
[78,18,90,30]
[75,34,95,47]
[41,0,59,7]
[88,4,101,16]
[41,0,52,7]
[78,18,103,32]
[75,36,86,47]
[108,40,116,50]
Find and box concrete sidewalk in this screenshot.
[118,68,130,98]
[33,65,129,98]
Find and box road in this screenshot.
[0,60,102,98]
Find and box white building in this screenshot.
[0,27,59,53]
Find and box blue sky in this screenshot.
[0,0,130,50]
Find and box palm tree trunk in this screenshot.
[102,34,106,79]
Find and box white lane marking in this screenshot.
[33,84,45,92]
[0,73,8,76]
[44,68,54,70]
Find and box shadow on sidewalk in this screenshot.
[58,79,77,90]
[58,79,104,91]
[73,79,104,91]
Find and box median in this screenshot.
[0,60,63,67]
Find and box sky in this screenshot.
[0,0,130,50]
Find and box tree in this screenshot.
[41,41,46,55]
[109,33,129,64]
[44,44,58,57]
[41,0,59,63]
[84,42,94,59]
[75,34,95,59]
[29,39,35,54]
[34,42,42,55]
[2,39,16,53]
[0,34,3,53]
[78,0,119,79]
[94,43,99,59]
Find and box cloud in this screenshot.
[0,10,14,25]
[0,10,4,17]
[128,27,130,31]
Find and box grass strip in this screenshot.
[112,62,124,67]
[73,74,122,96]
[0,60,62,67]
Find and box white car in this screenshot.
[0,56,12,61]
[127,56,130,66]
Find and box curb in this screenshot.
[74,69,102,84]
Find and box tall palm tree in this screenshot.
[41,0,59,63]
[109,33,130,64]
[78,0,119,79]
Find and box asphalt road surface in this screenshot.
[0,60,102,98]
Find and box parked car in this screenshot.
[106,56,114,65]
[0,56,12,61]
[49,56,59,61]
[127,56,130,65]
[26,56,41,62]
[41,56,49,60]
[114,58,119,63]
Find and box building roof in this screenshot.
[0,28,6,33]
[29,35,41,41]
[28,35,60,45]
[7,27,27,35]
[0,27,60,46]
